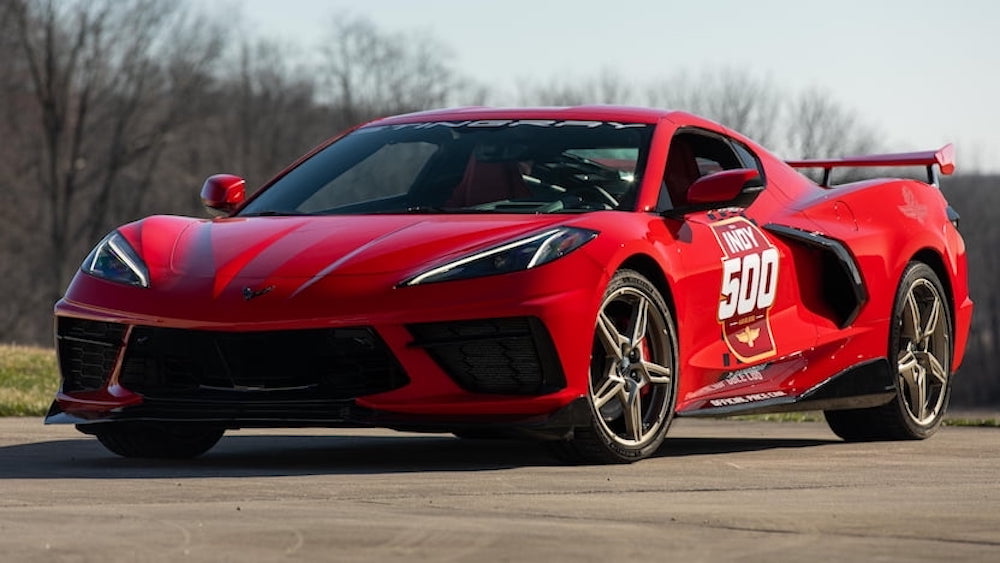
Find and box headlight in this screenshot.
[82,231,150,288]
[402,227,598,286]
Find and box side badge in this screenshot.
[243,285,275,301]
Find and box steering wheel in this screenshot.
[577,186,619,208]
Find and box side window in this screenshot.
[658,130,755,211]
[731,141,766,188]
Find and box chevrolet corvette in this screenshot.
[47,106,972,463]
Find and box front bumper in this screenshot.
[50,312,585,428]
[50,242,607,427]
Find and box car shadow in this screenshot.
[0,430,839,479]
[657,436,838,457]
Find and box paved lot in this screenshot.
[1,417,998,562]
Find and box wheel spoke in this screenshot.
[597,312,626,360]
[629,297,649,349]
[640,360,672,385]
[922,351,949,386]
[920,296,942,344]
[897,347,919,375]
[902,291,921,341]
[898,346,925,416]
[592,375,625,409]
[623,382,644,441]
[910,367,927,421]
[916,375,928,420]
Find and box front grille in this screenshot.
[56,318,127,392]
[407,317,565,395]
[119,326,408,399]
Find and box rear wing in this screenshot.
[786,144,955,187]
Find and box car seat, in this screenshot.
[662,140,700,208]
[447,155,531,207]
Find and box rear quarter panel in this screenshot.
[792,178,971,370]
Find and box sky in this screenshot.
[233,0,998,172]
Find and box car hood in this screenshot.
[132,214,571,283]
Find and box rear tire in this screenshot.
[824,262,952,441]
[93,422,224,458]
[549,269,678,464]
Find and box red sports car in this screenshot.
[47,106,972,463]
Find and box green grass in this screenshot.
[0,344,59,416]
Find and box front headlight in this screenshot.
[402,227,598,286]
[82,231,150,288]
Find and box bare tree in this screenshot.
[642,69,783,149]
[518,68,636,106]
[523,67,879,161]
[319,15,469,125]
[0,0,224,342]
[188,37,334,192]
[784,87,879,159]
[9,0,222,286]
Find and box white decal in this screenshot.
[361,121,650,133]
[709,390,787,407]
[718,247,779,321]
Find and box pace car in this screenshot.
[47,106,972,463]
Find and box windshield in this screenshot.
[239,120,653,216]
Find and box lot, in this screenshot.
[1,417,998,562]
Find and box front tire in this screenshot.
[550,269,678,463]
[825,262,953,441]
[92,422,224,458]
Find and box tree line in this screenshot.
[1,0,993,405]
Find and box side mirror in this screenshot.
[687,168,761,204]
[200,174,246,216]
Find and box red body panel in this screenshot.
[49,106,973,432]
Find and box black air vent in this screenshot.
[408,317,565,395]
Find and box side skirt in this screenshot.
[678,359,895,418]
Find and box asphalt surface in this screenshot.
[1,417,998,562]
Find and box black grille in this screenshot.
[56,318,127,392]
[407,317,565,395]
[119,326,408,399]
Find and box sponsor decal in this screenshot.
[710,217,779,363]
[359,120,649,133]
[705,208,746,222]
[898,186,928,222]
[722,364,767,384]
[686,364,769,400]
[709,390,787,407]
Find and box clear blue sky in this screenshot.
[231,0,998,172]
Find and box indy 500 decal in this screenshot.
[710,217,779,363]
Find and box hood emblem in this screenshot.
[243,285,276,301]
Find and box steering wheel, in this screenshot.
[577,185,619,209]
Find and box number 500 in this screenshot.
[718,248,779,321]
